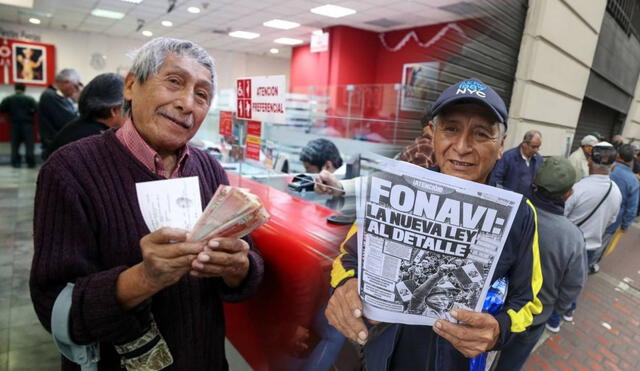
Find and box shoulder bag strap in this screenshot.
[576,181,613,227]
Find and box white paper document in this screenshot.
[356,154,522,326]
[135,176,202,232]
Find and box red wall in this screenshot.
[288,22,469,140]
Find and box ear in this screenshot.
[124,72,136,102]
[110,105,122,118]
[322,160,336,173]
[497,135,506,159]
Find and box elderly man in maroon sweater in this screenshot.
[30,38,264,370]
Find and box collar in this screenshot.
[115,118,190,178]
[615,161,632,171]
[530,190,564,215]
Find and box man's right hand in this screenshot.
[139,227,205,291]
[314,170,344,196]
[325,278,369,344]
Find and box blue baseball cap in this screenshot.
[431,78,508,126]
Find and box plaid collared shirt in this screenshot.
[115,118,189,179]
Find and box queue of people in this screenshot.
[0,35,636,370]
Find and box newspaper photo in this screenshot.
[356,154,522,326]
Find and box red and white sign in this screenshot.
[310,32,329,53]
[235,75,286,124]
[244,120,262,161]
[219,110,233,137]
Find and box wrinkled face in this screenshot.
[433,104,504,184]
[124,53,212,156]
[521,136,542,158]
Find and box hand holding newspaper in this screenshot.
[356,154,522,326]
[189,185,270,242]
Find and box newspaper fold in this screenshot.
[356,154,522,326]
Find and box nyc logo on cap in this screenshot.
[456,80,487,98]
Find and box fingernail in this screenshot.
[435,321,442,329]
[198,253,210,262]
[357,338,366,345]
[353,309,362,318]
[451,309,458,318]
[209,240,220,248]
[194,262,204,270]
[358,331,367,341]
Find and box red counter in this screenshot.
[225,173,351,370]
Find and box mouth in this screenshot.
[159,112,192,130]
[448,159,474,167]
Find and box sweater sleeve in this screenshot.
[30,159,152,345]
[555,238,587,312]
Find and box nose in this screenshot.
[453,127,473,156]
[174,88,195,113]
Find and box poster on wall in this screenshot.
[400,62,439,112]
[0,38,55,87]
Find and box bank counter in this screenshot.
[223,167,354,370]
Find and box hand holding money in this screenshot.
[188,185,269,286]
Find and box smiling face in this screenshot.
[124,53,213,156]
[433,103,504,184]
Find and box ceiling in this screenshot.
[0,0,478,57]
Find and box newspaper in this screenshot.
[356,154,522,326]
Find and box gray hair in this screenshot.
[432,115,506,138]
[523,130,541,142]
[55,68,81,84]
[123,37,216,116]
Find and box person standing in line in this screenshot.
[490,130,543,197]
[0,83,37,168]
[49,73,126,154]
[564,142,621,274]
[38,68,81,159]
[600,144,639,260]
[568,135,599,181]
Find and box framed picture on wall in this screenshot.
[400,62,439,112]
[12,43,47,84]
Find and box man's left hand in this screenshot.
[432,309,500,358]
[190,238,250,287]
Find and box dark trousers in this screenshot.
[493,322,546,371]
[10,124,35,167]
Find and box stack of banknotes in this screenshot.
[189,185,269,241]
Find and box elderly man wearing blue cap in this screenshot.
[326,79,542,370]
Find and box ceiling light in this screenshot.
[263,19,300,30]
[142,30,153,37]
[270,48,279,54]
[274,37,303,45]
[229,31,260,39]
[120,0,144,3]
[310,4,356,18]
[161,20,173,27]
[28,17,40,24]
[187,6,200,13]
[91,8,125,20]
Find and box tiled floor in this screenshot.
[0,166,59,370]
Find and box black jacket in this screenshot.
[0,92,37,126]
[49,116,108,155]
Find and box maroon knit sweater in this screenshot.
[30,129,264,370]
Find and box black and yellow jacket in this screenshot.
[330,169,542,370]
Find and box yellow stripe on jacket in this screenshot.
[330,223,358,288]
[507,199,544,332]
